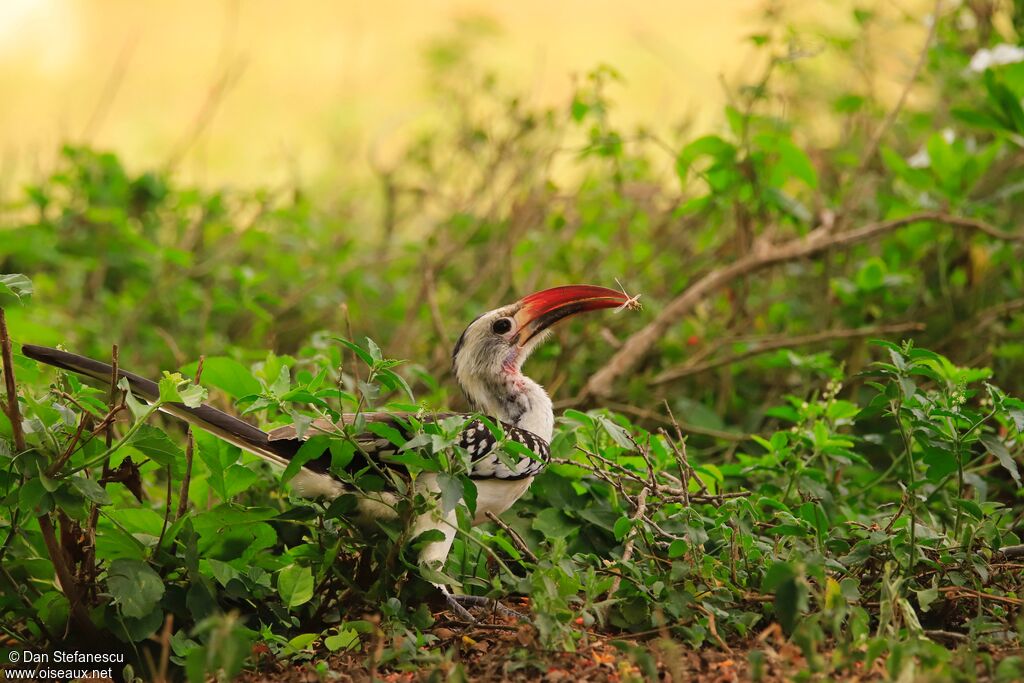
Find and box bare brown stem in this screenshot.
[484,511,537,563]
[606,488,648,602]
[653,322,925,385]
[0,308,25,452]
[38,512,92,631]
[579,212,1024,401]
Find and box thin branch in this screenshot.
[972,298,1024,330]
[484,511,537,563]
[38,507,93,631]
[81,37,137,140]
[46,412,91,475]
[664,403,708,496]
[601,401,748,442]
[940,586,1024,606]
[924,629,969,644]
[165,57,247,169]
[86,344,121,588]
[155,466,173,554]
[652,322,925,385]
[107,344,120,449]
[578,211,1024,401]
[0,308,25,452]
[605,488,648,602]
[176,356,204,521]
[856,0,942,174]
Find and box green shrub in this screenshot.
[4,2,1024,679]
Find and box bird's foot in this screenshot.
[442,590,528,622]
[442,590,475,621]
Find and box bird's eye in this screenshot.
[491,318,513,335]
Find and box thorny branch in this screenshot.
[605,488,648,603]
[578,211,1024,401]
[652,322,926,385]
[556,411,749,591]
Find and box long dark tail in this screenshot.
[20,344,299,466]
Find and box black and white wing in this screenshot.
[267,414,550,481]
[22,346,550,493]
[457,420,550,480]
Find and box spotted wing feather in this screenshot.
[266,414,549,481]
[458,420,550,480]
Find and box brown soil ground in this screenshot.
[232,600,905,682]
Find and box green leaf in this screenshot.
[613,516,633,541]
[207,559,241,587]
[376,368,415,401]
[181,357,260,399]
[335,339,375,367]
[459,475,477,517]
[917,586,939,613]
[70,476,111,505]
[436,472,463,514]
[177,383,208,408]
[281,435,329,484]
[773,137,818,188]
[981,435,1020,486]
[269,364,291,397]
[324,628,359,652]
[119,378,152,420]
[278,564,314,608]
[106,558,165,618]
[195,430,239,499]
[533,508,576,539]
[596,415,633,448]
[159,374,185,404]
[562,409,595,428]
[676,135,735,180]
[365,422,406,447]
[130,425,184,468]
[287,633,318,651]
[365,337,383,363]
[0,273,33,303]
[773,575,807,635]
[18,477,48,514]
[570,97,589,122]
[985,71,1024,133]
[761,561,795,591]
[856,257,887,291]
[223,465,259,497]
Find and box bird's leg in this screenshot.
[444,593,528,621]
[437,584,476,621]
[411,481,528,621]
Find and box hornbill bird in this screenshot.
[22,284,636,618]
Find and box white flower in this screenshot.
[907,148,930,168]
[969,44,1024,73]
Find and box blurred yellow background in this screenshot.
[1,0,938,197]
[1,0,768,193]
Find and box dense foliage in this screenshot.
[4,3,1024,680]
